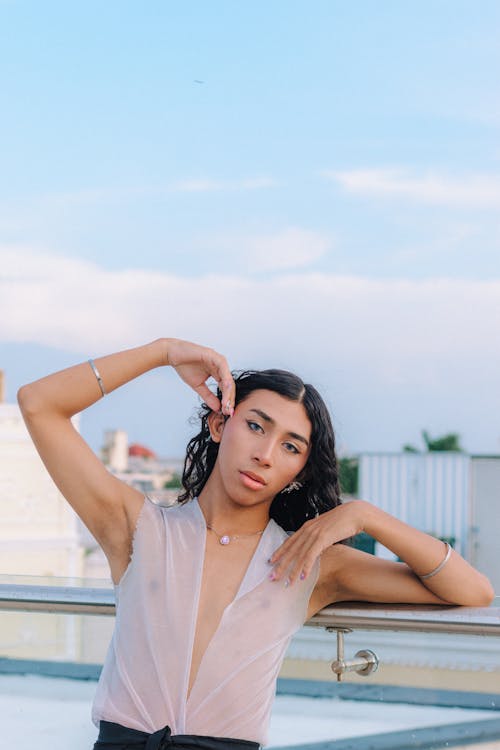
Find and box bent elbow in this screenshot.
[461,578,496,607]
[17,384,43,420]
[478,579,496,607]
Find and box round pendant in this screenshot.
[220,535,230,545]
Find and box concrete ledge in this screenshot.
[270,718,500,750]
[277,678,500,711]
[0,656,101,681]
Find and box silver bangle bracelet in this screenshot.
[88,359,107,397]
[418,541,452,580]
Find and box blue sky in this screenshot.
[1,1,500,458]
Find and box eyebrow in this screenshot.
[247,408,310,448]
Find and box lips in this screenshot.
[240,471,266,486]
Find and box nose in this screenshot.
[253,437,275,466]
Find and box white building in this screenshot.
[359,451,500,593]
[0,371,89,663]
[100,428,181,505]
[0,381,84,580]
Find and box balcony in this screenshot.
[1,576,499,750]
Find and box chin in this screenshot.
[229,485,273,508]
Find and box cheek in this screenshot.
[217,421,241,466]
[221,416,251,448]
[219,417,238,446]
[294,452,310,478]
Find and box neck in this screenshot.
[197,464,272,533]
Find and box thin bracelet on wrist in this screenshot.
[88,359,107,397]
[418,541,452,580]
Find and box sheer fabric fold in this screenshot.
[92,496,320,745]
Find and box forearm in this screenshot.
[18,338,169,419]
[360,501,495,605]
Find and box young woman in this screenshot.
[17,337,494,750]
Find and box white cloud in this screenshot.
[3,245,500,453]
[2,245,499,371]
[33,176,278,209]
[324,168,500,208]
[209,227,330,273]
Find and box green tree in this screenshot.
[338,457,359,495]
[403,444,420,453]
[164,473,182,489]
[422,430,463,452]
[402,431,464,453]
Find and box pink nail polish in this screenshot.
[300,572,306,580]
[269,572,276,581]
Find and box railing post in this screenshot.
[327,626,379,681]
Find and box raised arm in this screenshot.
[17,337,235,580]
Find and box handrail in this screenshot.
[0,583,115,615]
[1,582,499,635]
[308,602,500,636]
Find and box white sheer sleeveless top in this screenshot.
[91,495,320,745]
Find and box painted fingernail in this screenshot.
[300,572,306,580]
[269,572,276,581]
[284,578,290,588]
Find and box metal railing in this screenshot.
[308,601,500,636]
[1,581,498,635]
[1,580,499,750]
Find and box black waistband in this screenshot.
[95,720,262,750]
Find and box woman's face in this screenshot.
[210,388,312,505]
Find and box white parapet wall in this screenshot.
[0,402,87,662]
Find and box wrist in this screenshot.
[355,499,381,536]
[342,499,371,536]
[151,338,173,367]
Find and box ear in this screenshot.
[207,410,226,444]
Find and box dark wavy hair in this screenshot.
[177,368,342,532]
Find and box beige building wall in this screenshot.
[0,402,87,661]
[280,657,500,694]
[0,403,84,577]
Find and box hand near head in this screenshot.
[165,338,235,416]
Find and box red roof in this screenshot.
[128,443,156,458]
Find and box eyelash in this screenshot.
[245,420,300,455]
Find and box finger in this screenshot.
[270,524,324,585]
[195,383,221,412]
[205,352,234,415]
[286,537,321,585]
[269,522,312,564]
[221,375,236,416]
[270,536,309,583]
[219,378,235,416]
[268,532,299,565]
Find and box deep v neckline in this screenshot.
[186,497,274,704]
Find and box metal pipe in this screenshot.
[0,583,499,635]
[308,602,500,636]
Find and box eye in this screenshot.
[284,442,300,455]
[246,420,263,433]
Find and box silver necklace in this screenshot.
[206,523,267,545]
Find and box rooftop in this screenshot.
[2,672,500,750]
